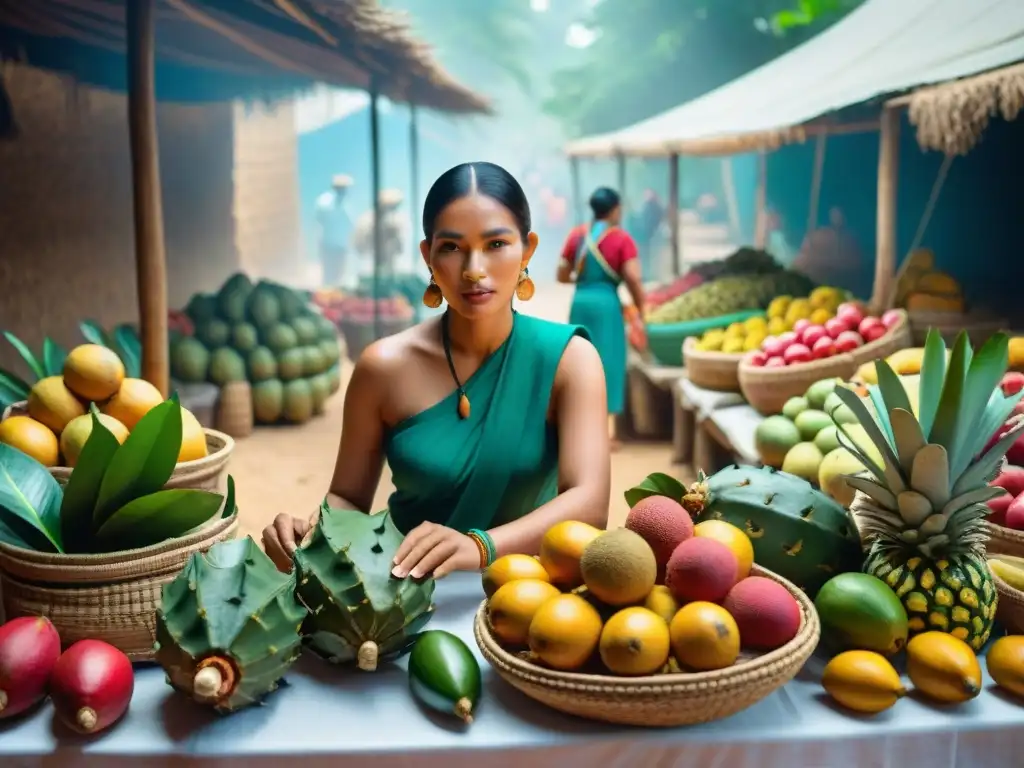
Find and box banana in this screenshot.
[989,558,1024,591]
[822,650,906,714]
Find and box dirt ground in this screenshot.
[229,283,690,541]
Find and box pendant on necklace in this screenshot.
[458,393,471,420]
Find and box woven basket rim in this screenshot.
[991,567,1024,606]
[986,520,1024,545]
[738,349,856,380]
[849,310,910,365]
[681,336,746,364]
[475,564,819,693]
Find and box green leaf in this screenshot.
[60,411,121,553]
[954,420,1024,496]
[917,329,947,439]
[875,359,913,418]
[866,385,895,452]
[42,338,67,378]
[79,320,112,348]
[222,474,237,519]
[0,444,63,553]
[833,386,906,490]
[950,333,1011,482]
[624,472,686,508]
[93,488,223,551]
[113,324,142,379]
[3,332,45,381]
[0,370,31,409]
[93,399,181,527]
[0,512,57,551]
[930,331,970,454]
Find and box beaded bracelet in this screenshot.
[467,528,497,569]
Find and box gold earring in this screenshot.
[515,268,535,301]
[423,276,443,309]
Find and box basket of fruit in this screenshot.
[981,392,1024,558]
[645,311,763,368]
[682,315,769,392]
[845,308,912,366]
[739,351,857,417]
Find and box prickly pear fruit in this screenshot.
[50,639,134,734]
[0,616,62,719]
[155,536,307,714]
[294,504,435,671]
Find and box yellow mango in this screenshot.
[1009,337,1024,371]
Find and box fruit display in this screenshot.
[173,273,343,426]
[0,398,235,555]
[293,504,436,670]
[407,630,482,725]
[646,270,816,325]
[49,639,134,734]
[482,515,805,680]
[693,315,770,354]
[313,287,416,327]
[906,632,982,704]
[645,248,783,312]
[746,302,905,368]
[0,616,62,719]
[646,272,706,310]
[155,537,307,714]
[0,331,72,412]
[814,573,909,656]
[892,248,966,313]
[842,329,1023,650]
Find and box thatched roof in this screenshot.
[907,61,1024,156]
[0,0,489,114]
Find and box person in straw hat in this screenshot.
[315,173,355,287]
[352,187,410,278]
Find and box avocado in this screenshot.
[815,572,909,656]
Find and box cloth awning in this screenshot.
[564,0,1024,157]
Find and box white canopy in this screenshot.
[564,0,1024,157]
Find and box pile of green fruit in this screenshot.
[170,273,342,426]
[647,270,816,325]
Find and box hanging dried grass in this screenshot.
[908,62,1024,156]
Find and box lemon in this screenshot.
[767,296,792,319]
[809,307,833,325]
[722,337,745,354]
[767,317,788,335]
[743,316,768,332]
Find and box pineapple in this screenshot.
[834,329,1024,650]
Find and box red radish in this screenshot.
[748,350,768,367]
[825,317,850,339]
[1006,493,1024,531]
[988,493,1013,526]
[858,317,886,342]
[792,319,811,337]
[834,330,864,353]
[992,466,1024,498]
[812,336,836,359]
[762,336,785,358]
[0,616,62,719]
[836,302,865,328]
[881,309,903,329]
[49,640,134,735]
[1001,372,1024,397]
[783,344,812,365]
[778,331,798,346]
[764,356,786,368]
[801,325,827,347]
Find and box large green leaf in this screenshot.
[0,444,63,553]
[42,338,67,378]
[3,332,45,381]
[221,474,237,519]
[60,411,121,553]
[113,324,142,379]
[93,488,223,551]
[93,399,181,526]
[79,320,112,348]
[930,331,970,452]
[624,472,686,508]
[951,333,1011,482]
[0,370,30,410]
[917,329,947,440]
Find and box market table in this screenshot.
[3,572,1024,768]
[674,378,763,473]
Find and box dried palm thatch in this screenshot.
[0,0,489,114]
[908,61,1024,156]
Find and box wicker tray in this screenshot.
[682,337,744,393]
[474,565,820,727]
[0,514,239,660]
[986,522,1024,559]
[738,352,857,416]
[850,309,912,366]
[645,310,765,368]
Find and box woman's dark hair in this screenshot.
[422,162,532,240]
[589,187,621,220]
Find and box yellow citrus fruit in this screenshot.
[0,415,59,467]
[27,376,86,435]
[822,650,906,714]
[906,631,981,704]
[669,601,740,671]
[539,521,602,588]
[179,407,208,462]
[599,607,671,676]
[528,593,603,671]
[694,520,755,580]
[809,307,833,325]
[487,579,561,647]
[60,413,129,467]
[62,344,125,402]
[482,554,551,598]
[101,378,164,431]
[643,585,680,624]
[986,635,1024,698]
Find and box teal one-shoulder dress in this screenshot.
[383,313,588,534]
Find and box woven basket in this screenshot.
[986,522,1024,558]
[908,310,1008,347]
[738,352,857,416]
[850,309,912,367]
[2,401,233,491]
[990,568,1024,634]
[474,565,819,727]
[215,381,254,438]
[0,514,239,660]
[681,337,745,392]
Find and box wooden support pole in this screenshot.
[753,149,768,248]
[806,133,827,234]
[570,156,582,224]
[369,81,382,341]
[668,152,681,276]
[616,153,626,205]
[127,0,169,397]
[408,101,420,255]
[872,106,900,313]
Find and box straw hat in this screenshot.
[332,174,354,188]
[379,188,404,206]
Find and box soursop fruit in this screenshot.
[295,506,435,671]
[155,537,307,714]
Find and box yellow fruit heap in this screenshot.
[894,248,965,313]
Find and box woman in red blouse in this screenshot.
[558,187,646,447]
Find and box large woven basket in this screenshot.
[986,522,1024,558]
[474,565,819,727]
[681,337,744,392]
[2,400,233,491]
[0,514,239,660]
[990,567,1024,635]
[908,310,1008,347]
[850,309,912,366]
[738,352,857,416]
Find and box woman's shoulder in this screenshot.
[354,318,438,378]
[516,314,591,348]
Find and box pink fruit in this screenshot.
[50,640,134,735]
[834,330,864,353]
[1002,372,1024,397]
[825,317,850,339]
[1007,493,1024,531]
[783,344,813,365]
[880,309,903,329]
[778,331,798,347]
[1008,432,1024,467]
[988,493,1013,526]
[665,538,739,603]
[801,325,827,347]
[858,316,884,337]
[836,302,865,328]
[1014,401,1024,418]
[792,319,811,337]
[764,356,786,368]
[625,496,694,580]
[748,350,768,367]
[862,323,888,343]
[0,616,62,719]
[722,577,802,650]
[761,336,785,358]
[992,466,1024,498]
[812,336,836,359]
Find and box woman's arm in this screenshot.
[619,236,646,316]
[556,229,579,284]
[488,336,611,557]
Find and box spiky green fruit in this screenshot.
[294,504,435,671]
[155,536,307,714]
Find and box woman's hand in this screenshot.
[262,514,313,573]
[392,522,482,580]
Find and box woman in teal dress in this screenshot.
[558,187,646,449]
[263,162,611,579]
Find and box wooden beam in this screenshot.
[616,153,627,209]
[668,153,681,276]
[408,101,420,259]
[569,156,582,224]
[871,106,900,313]
[127,0,169,397]
[753,150,768,249]
[369,80,383,341]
